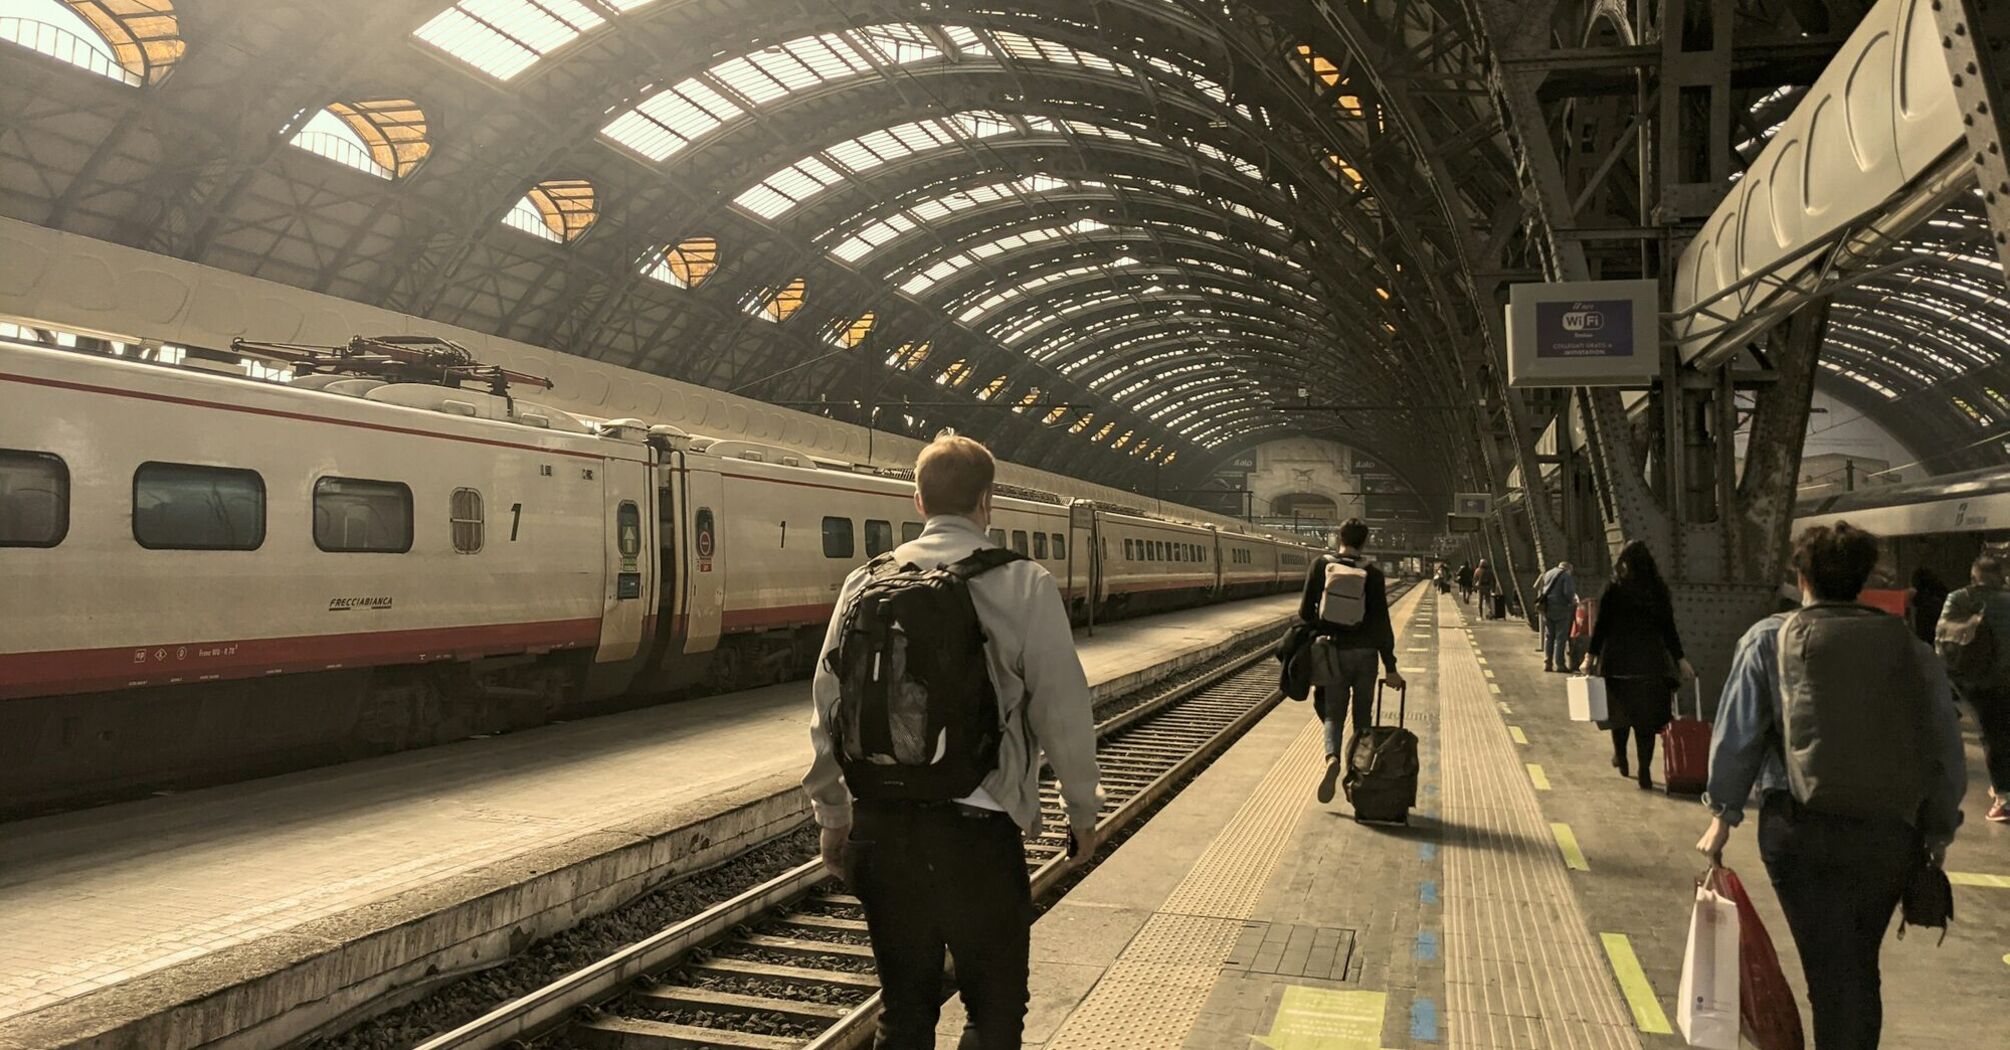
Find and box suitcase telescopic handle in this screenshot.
[1376,679,1407,727]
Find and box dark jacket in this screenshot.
[1586,580,1684,679]
[1298,553,1397,673]
[1276,621,1315,701]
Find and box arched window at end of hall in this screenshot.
[1,0,184,86]
[643,237,719,289]
[503,178,596,243]
[290,99,431,180]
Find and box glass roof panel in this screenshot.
[414,0,604,81]
[733,111,1021,220]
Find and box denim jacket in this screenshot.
[1704,610,1967,844]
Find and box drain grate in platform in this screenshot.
[1221,921,1355,981]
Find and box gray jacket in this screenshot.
[802,515,1104,837]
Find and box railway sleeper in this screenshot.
[633,985,852,1024]
[573,1015,799,1050]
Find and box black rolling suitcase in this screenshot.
[1343,682,1419,824]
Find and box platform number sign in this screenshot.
[695,508,715,573]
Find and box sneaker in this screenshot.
[1317,756,1343,804]
[1543,663,1554,672]
[1989,797,2010,823]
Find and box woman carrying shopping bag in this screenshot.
[1585,541,1695,789]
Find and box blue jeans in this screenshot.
[1314,646,1382,758]
[1542,614,1571,669]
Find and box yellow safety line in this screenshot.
[1550,822,1588,870]
[1484,669,1496,679]
[1476,656,1488,665]
[1950,872,2010,888]
[1488,682,1503,695]
[1527,764,1550,791]
[1508,725,1528,745]
[1599,933,1675,1034]
[1497,701,1512,714]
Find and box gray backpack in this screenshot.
[1776,604,1930,823]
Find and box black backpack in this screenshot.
[1935,594,1998,684]
[823,547,1025,801]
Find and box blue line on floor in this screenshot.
[1414,930,1439,961]
[1418,843,1437,861]
[1419,880,1439,905]
[1423,782,1439,796]
[1411,996,1440,1041]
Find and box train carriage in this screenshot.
[0,339,1327,812]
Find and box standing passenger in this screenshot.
[1910,566,1950,646]
[1474,559,1497,619]
[1585,541,1693,788]
[1533,560,1577,672]
[1456,561,1474,603]
[1936,552,2010,823]
[1302,518,1404,803]
[803,435,1102,1050]
[1699,523,1966,1050]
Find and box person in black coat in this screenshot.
[1585,540,1695,789]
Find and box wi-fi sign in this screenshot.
[1561,308,1606,333]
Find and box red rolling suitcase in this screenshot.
[1661,681,1710,795]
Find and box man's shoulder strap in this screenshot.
[945,547,1028,579]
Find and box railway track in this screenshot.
[405,639,1292,1050]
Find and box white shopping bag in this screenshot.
[1676,874,1740,1049]
[1566,675,1607,722]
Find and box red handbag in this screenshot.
[1712,867,1804,1050]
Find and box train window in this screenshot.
[865,519,894,557]
[133,462,265,551]
[1011,530,1029,555]
[1051,533,1065,560]
[900,521,923,543]
[821,516,855,558]
[1156,541,1166,561]
[1033,532,1048,559]
[988,528,1005,548]
[313,477,413,553]
[0,450,68,548]
[450,488,483,554]
[1124,538,1135,560]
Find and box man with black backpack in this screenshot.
[1936,550,2010,824]
[1300,518,1403,804]
[1532,560,1576,672]
[1698,523,1966,1050]
[803,434,1102,1050]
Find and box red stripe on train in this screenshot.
[0,617,603,700]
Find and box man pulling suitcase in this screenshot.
[1346,681,1419,824]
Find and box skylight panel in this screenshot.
[858,24,941,64]
[732,113,1022,220]
[604,80,746,162]
[831,215,917,262]
[415,0,604,81]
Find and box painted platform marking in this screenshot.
[1550,822,1589,871]
[1599,933,1675,1034]
[1526,764,1551,791]
[1475,656,1487,666]
[1487,682,1502,695]
[1414,930,1440,961]
[1418,843,1438,861]
[1409,996,1440,1042]
[1507,725,1528,745]
[1950,871,2010,888]
[1419,880,1438,905]
[1251,986,1386,1050]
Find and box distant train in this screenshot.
[0,339,1324,811]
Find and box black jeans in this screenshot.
[1757,794,1920,1050]
[1967,684,2010,794]
[845,802,1034,1050]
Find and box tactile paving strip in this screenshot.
[1046,589,1428,1050]
[1437,603,1643,1050]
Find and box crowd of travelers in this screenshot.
[794,432,1988,1050]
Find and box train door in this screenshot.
[646,452,683,664]
[596,458,653,663]
[681,464,726,654]
[1207,526,1223,596]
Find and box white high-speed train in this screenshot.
[0,338,1323,811]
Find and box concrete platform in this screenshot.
[0,594,1299,1050]
[1009,587,2009,1049]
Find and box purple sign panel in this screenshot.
[1535,299,1634,359]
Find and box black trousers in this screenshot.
[1966,684,2010,794]
[1757,794,1920,1050]
[845,802,1034,1050]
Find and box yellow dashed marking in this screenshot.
[1488,682,1502,695]
[1475,657,1488,666]
[1508,725,1528,745]
[1527,764,1550,790]
[1551,822,1589,871]
[1600,933,1674,1034]
[1950,872,2010,889]
[1498,702,1512,714]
